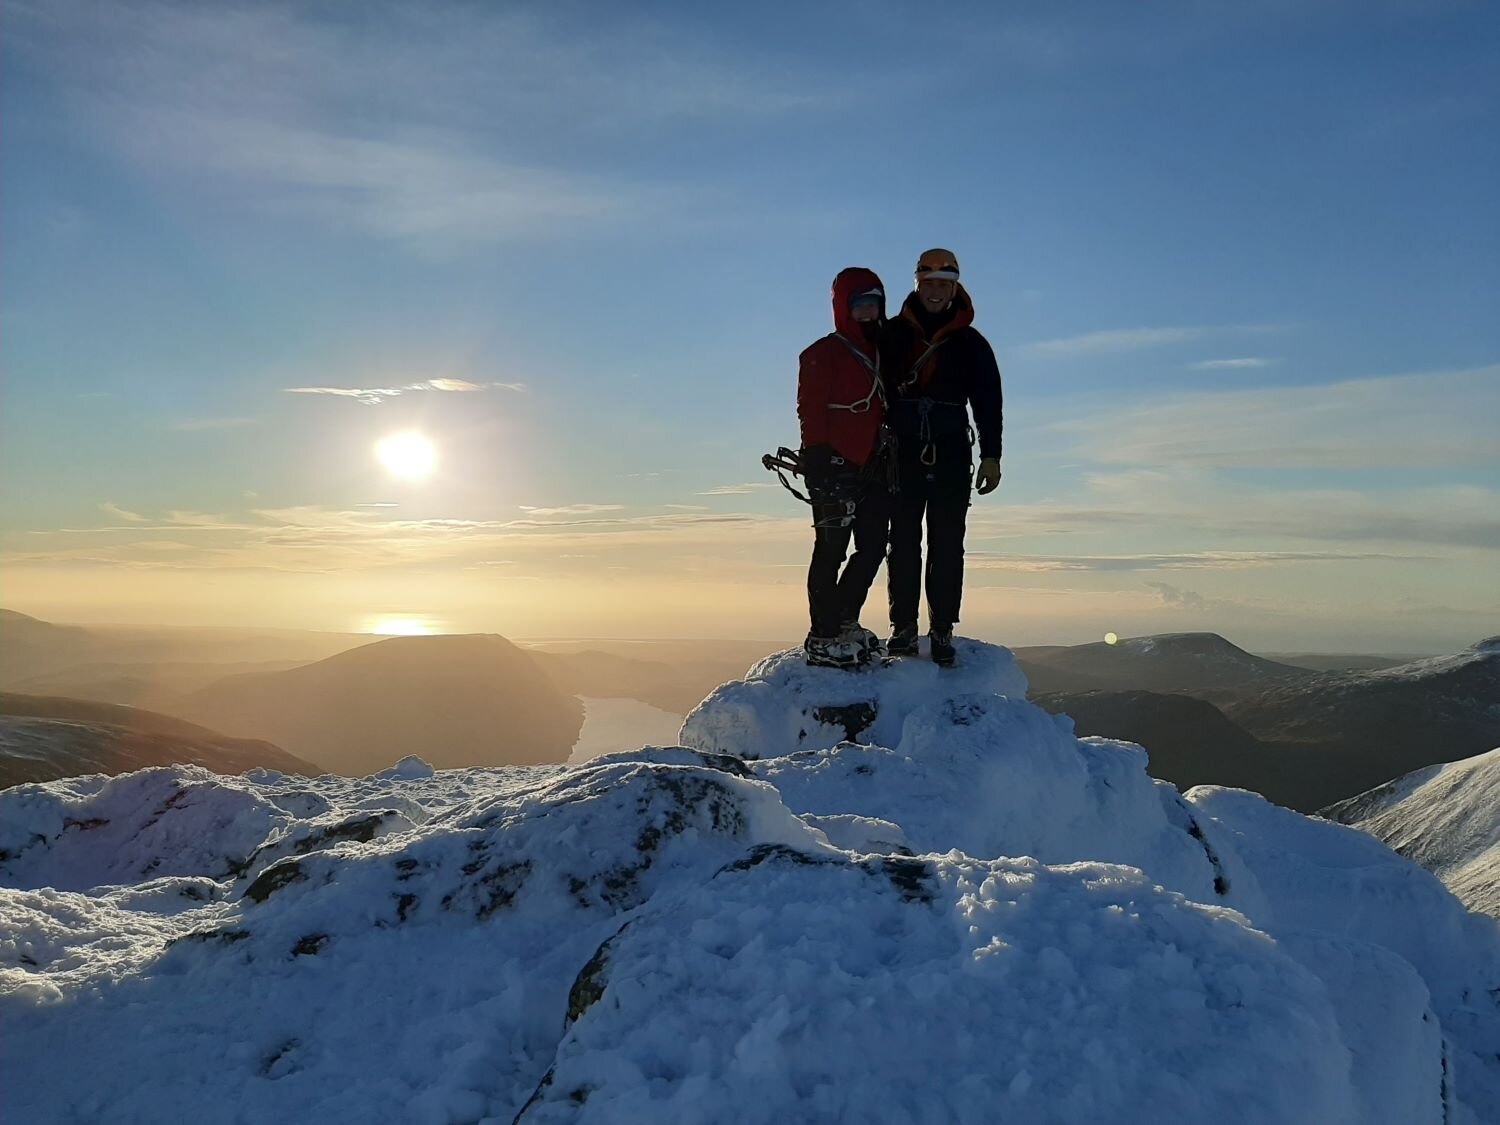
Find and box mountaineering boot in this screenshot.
[841,620,884,660]
[805,632,865,670]
[887,622,919,657]
[929,626,956,668]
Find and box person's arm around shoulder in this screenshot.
[968,331,1003,495]
[876,318,910,399]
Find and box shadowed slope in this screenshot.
[172,634,583,776]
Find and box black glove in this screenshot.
[800,443,839,488]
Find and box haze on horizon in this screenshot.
[2,1,1496,654]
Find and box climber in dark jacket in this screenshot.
[797,266,891,669]
[878,248,1002,667]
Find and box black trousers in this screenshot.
[887,447,971,631]
[807,485,891,638]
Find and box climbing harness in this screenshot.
[893,334,974,468]
[911,396,970,466]
[762,332,888,528]
[760,446,872,528]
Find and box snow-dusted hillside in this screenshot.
[1324,746,1500,921]
[2,639,1497,1124]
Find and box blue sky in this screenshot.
[2,0,1497,650]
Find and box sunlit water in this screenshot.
[568,697,685,764]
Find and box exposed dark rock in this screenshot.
[62,817,110,832]
[292,934,328,957]
[813,701,877,743]
[872,856,937,904]
[243,859,309,904]
[171,927,250,949]
[1184,818,1230,896]
[291,813,393,853]
[568,924,629,1026]
[721,843,829,875]
[721,844,937,904]
[259,1038,301,1079]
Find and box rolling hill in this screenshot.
[0,692,319,787]
[1013,633,1311,695]
[171,634,585,775]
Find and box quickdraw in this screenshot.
[913,396,969,466]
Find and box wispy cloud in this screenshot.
[8,2,838,250]
[1146,581,1207,610]
[285,379,525,405]
[966,550,1420,573]
[1052,364,1500,470]
[698,483,777,496]
[970,471,1500,550]
[99,502,148,524]
[518,504,625,517]
[1022,325,1275,358]
[4,504,801,574]
[1188,358,1275,370]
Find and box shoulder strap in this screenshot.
[896,338,948,395]
[829,333,885,413]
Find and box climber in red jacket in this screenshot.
[796,266,892,669]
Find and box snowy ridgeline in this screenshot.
[2,640,1499,1125]
[1325,746,1500,921]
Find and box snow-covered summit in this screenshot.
[2,639,1498,1124]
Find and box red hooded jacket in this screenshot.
[796,267,886,467]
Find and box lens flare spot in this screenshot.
[1104,632,1119,645]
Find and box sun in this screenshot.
[367,616,438,636]
[376,432,437,480]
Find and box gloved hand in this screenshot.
[975,457,1002,495]
[800,443,839,487]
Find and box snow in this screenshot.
[1324,747,1500,920]
[2,639,1498,1124]
[1362,638,1499,681]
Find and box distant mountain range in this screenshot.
[0,610,364,696]
[1036,636,1498,811]
[1323,746,1500,920]
[0,692,319,787]
[5,610,1495,813]
[172,634,585,775]
[1013,632,1310,695]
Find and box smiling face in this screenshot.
[916,276,957,312]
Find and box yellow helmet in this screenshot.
[915,247,960,282]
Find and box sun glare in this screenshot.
[376,432,437,480]
[1104,632,1119,645]
[366,616,440,636]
